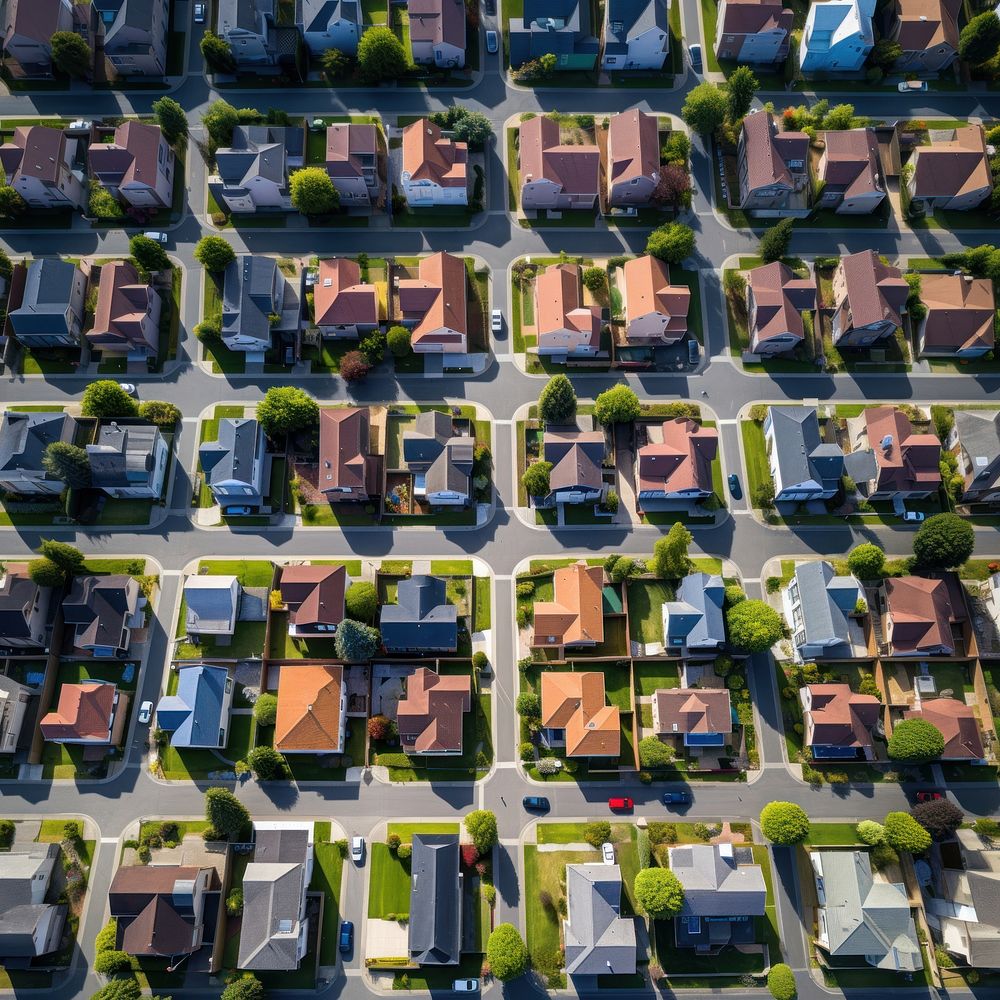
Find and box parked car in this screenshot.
[486,30,498,54]
[898,80,928,92]
[223,506,254,516]
[523,795,550,811]
[137,701,152,724]
[491,309,503,332]
[688,44,702,72]
[194,2,206,22]
[339,921,354,954]
[118,383,136,395]
[663,790,692,806]
[915,790,943,803]
[351,836,365,863]
[902,510,926,522]
[143,231,168,244]
[688,340,699,364]
[453,980,479,993]
[601,842,615,865]
[728,473,741,499]
[609,797,634,811]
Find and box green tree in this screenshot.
[646,222,695,264]
[257,387,319,438]
[516,692,541,719]
[959,12,1000,66]
[465,809,498,852]
[290,167,340,216]
[42,441,91,489]
[538,374,577,424]
[760,801,810,845]
[91,979,142,1000]
[129,234,170,273]
[252,693,277,726]
[847,543,885,580]
[357,26,409,82]
[204,787,250,839]
[912,513,975,569]
[202,99,241,148]
[94,919,117,954]
[451,110,493,147]
[767,964,796,1000]
[39,539,86,576]
[220,974,265,1000]
[648,522,693,579]
[883,811,932,854]
[247,745,285,780]
[200,31,236,73]
[681,82,728,136]
[911,800,963,840]
[194,236,236,272]
[335,619,380,661]
[521,461,552,498]
[486,923,529,981]
[81,380,139,419]
[727,599,784,652]
[582,266,607,293]
[321,48,353,78]
[152,97,188,145]
[51,31,91,77]
[28,559,66,588]
[634,867,685,918]
[856,820,885,845]
[0,185,27,217]
[869,39,902,71]
[727,65,758,122]
[820,103,859,131]
[387,325,411,357]
[594,385,641,426]
[138,401,182,429]
[760,218,793,264]
[638,736,674,768]
[887,718,945,762]
[94,950,131,976]
[345,581,378,622]
[89,183,124,219]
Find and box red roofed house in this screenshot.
[397,251,468,354]
[635,418,718,503]
[88,121,174,211]
[887,0,960,74]
[736,111,809,217]
[275,663,345,754]
[714,0,792,64]
[396,667,471,755]
[907,125,991,213]
[278,563,346,635]
[816,129,886,215]
[313,258,379,339]
[799,683,881,761]
[882,575,967,656]
[848,406,941,500]
[903,698,984,761]
[317,406,381,501]
[324,123,381,209]
[746,261,816,356]
[540,671,620,758]
[40,680,128,745]
[534,263,601,359]
[408,0,466,68]
[0,125,86,210]
[519,115,600,213]
[915,273,995,360]
[606,110,660,208]
[400,119,467,208]
[532,561,605,650]
[830,250,909,348]
[620,255,689,344]
[86,260,162,361]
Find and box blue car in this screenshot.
[728,473,742,499]
[663,790,692,806]
[340,921,354,954]
[522,796,550,811]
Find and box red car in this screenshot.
[609,797,634,811]
[915,791,943,803]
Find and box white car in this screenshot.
[601,842,615,865]
[118,383,137,395]
[486,30,498,54]
[453,980,479,993]
[898,80,928,92]
[902,510,926,522]
[351,836,365,863]
[144,231,168,244]
[68,120,93,131]
[194,2,206,22]
[491,309,502,332]
[137,701,153,724]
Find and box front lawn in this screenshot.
[367,843,413,919]
[740,420,771,505]
[312,840,345,965]
[634,660,681,696]
[198,559,274,587]
[627,580,675,644]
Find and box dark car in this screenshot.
[339,921,354,954]
[523,796,550,811]
[915,791,943,803]
[663,790,692,806]
[728,473,742,499]
[688,44,702,73]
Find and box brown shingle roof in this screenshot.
[911,126,991,199]
[885,575,966,654]
[396,667,471,753]
[718,0,793,37]
[39,681,115,742]
[535,263,600,346]
[87,260,156,352]
[278,564,346,628]
[1,125,65,183]
[402,119,467,189]
[544,427,606,492]
[893,0,959,52]
[313,258,379,327]
[748,261,816,345]
[919,273,995,354]
[862,406,941,494]
[837,250,909,330]
[325,123,376,180]
[741,112,807,193]
[122,895,198,958]
[821,129,884,199]
[318,407,377,495]
[653,688,732,736]
[408,0,466,47]
[274,663,344,752]
[397,251,468,348]
[607,109,659,185]
[904,698,983,759]
[540,671,620,757]
[519,116,599,196]
[532,562,605,647]
[622,256,689,333]
[637,418,718,494]
[803,683,880,750]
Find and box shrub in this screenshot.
[486,924,529,981]
[884,811,932,854]
[633,867,685,918]
[226,888,244,916]
[871,841,900,871]
[247,745,285,780]
[638,736,674,768]
[536,757,560,775]
[397,843,412,860]
[912,513,975,570]
[519,742,535,762]
[647,822,677,845]
[387,833,401,850]
[856,820,885,846]
[538,374,577,424]
[465,810,498,852]
[252,693,277,726]
[516,692,541,718]
[483,883,497,906]
[760,801,810,845]
[887,718,945,762]
[94,951,132,977]
[368,714,391,740]
[63,820,82,843]
[584,821,612,848]
[204,786,250,839]
[847,543,885,579]
[346,581,378,622]
[724,584,746,607]
[911,800,963,841]
[472,651,488,672]
[767,963,796,1000]
[727,600,784,652]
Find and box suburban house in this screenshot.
[2,0,74,78]
[313,259,379,338]
[903,699,984,761]
[714,0,792,64]
[746,262,816,356]
[542,427,607,505]
[907,126,992,212]
[317,407,380,501]
[278,563,346,635]
[799,683,880,760]
[541,672,620,757]
[830,251,908,348]
[199,417,270,514]
[409,834,462,966]
[563,864,636,976]
[882,574,967,656]
[816,129,885,214]
[534,263,602,358]
[519,116,600,212]
[396,667,471,755]
[87,421,169,500]
[0,126,86,211]
[532,562,605,650]
[737,112,809,217]
[86,260,162,361]
[182,575,241,638]
[606,110,660,207]
[297,0,361,54]
[400,120,468,207]
[397,251,469,354]
[811,849,922,972]
[0,844,66,961]
[799,0,874,74]
[508,0,601,70]
[92,0,169,77]
[379,575,458,654]
[401,410,473,507]
[408,0,466,68]
[661,572,727,654]
[620,255,688,342]
[0,674,32,753]
[155,664,233,749]
[948,409,1000,505]
[669,844,766,950]
[238,822,314,971]
[0,410,79,496]
[652,687,733,748]
[764,405,844,503]
[782,561,864,661]
[221,255,295,356]
[39,680,127,745]
[7,258,87,348]
[915,273,995,359]
[88,121,174,210]
[63,574,143,658]
[635,417,718,503]
[275,664,345,754]
[324,123,381,208]
[218,0,277,68]
[601,0,669,71]
[211,126,305,214]
[886,0,959,73]
[846,406,941,500]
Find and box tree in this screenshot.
[247,745,285,780]
[681,82,728,135]
[42,441,91,488]
[887,718,945,762]
[727,66,758,122]
[200,31,236,72]
[582,266,607,293]
[760,801,810,845]
[486,923,528,982]
[0,186,25,218]
[129,235,170,273]
[760,218,793,264]
[346,581,378,622]
[634,867,685,918]
[638,736,674,768]
[204,787,250,839]
[28,559,67,588]
[138,401,181,429]
[335,619,380,661]
[521,461,552,499]
[847,543,885,580]
[81,380,139,419]
[321,47,353,78]
[516,692,541,719]
[220,974,265,1000]
[884,811,932,854]
[727,599,784,652]
[51,31,91,77]
[913,513,975,570]
[89,183,123,219]
[252,693,277,726]
[194,236,236,272]
[357,26,408,82]
[256,387,318,438]
[767,964,796,1000]
[152,97,188,145]
[290,167,340,216]
[959,12,1000,66]
[341,350,371,382]
[649,522,693,578]
[651,163,692,207]
[753,480,775,509]
[202,99,240,148]
[594,385,641,426]
[387,325,411,357]
[91,980,142,1000]
[538,374,577,424]
[869,39,902,71]
[465,810,498,852]
[857,820,886,845]
[451,110,493,147]
[368,715,391,739]
[911,800,963,841]
[646,222,695,264]
[38,539,85,576]
[196,321,221,341]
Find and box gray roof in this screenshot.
[220,0,274,34]
[663,572,725,647]
[222,255,280,347]
[791,561,860,649]
[380,575,457,652]
[297,0,359,32]
[215,127,296,194]
[768,406,844,493]
[409,834,462,965]
[0,410,76,483]
[8,259,80,339]
[199,417,264,490]
[509,0,601,64]
[0,568,42,642]
[954,409,1000,490]
[564,864,637,976]
[0,845,63,959]
[184,577,239,633]
[99,0,157,48]
[0,904,66,958]
[402,411,473,498]
[603,0,667,55]
[86,423,162,489]
[668,845,766,918]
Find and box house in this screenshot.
[508,0,601,69]
[401,410,473,506]
[397,252,469,353]
[830,251,909,348]
[275,664,345,754]
[221,255,294,355]
[949,409,1000,504]
[907,126,992,212]
[652,687,733,747]
[534,264,602,358]
[799,0,874,74]
[635,418,718,502]
[198,417,270,513]
[0,410,79,496]
[39,680,127,745]
[317,407,380,501]
[380,575,457,654]
[764,406,844,502]
[541,672,620,756]
[737,112,809,216]
[532,562,605,649]
[408,0,466,68]
[296,0,360,55]
[396,667,471,755]
[278,564,346,635]
[800,683,880,760]
[92,0,169,77]
[155,664,233,749]
[883,575,967,656]
[183,575,241,638]
[86,260,162,360]
[239,822,314,971]
[63,574,143,658]
[811,849,922,971]
[313,259,379,338]
[109,864,218,962]
[847,406,941,500]
[916,273,995,359]
[903,699,984,761]
[0,126,86,210]
[601,0,668,71]
[542,427,607,504]
[7,259,87,348]
[714,0,792,64]
[816,129,886,214]
[783,561,863,661]
[219,0,276,66]
[400,120,467,208]
[325,124,380,208]
[0,674,32,753]
[0,844,66,961]
[564,864,636,975]
[2,0,73,78]
[887,0,960,74]
[746,262,816,356]
[211,126,305,214]
[409,834,462,965]
[519,116,600,212]
[87,421,169,500]
[661,573,726,654]
[669,844,766,950]
[620,255,689,342]
[88,121,173,210]
[606,110,661,207]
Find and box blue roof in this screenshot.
[156,664,229,748]
[664,573,725,648]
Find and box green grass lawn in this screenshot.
[474,576,491,632]
[176,621,267,661]
[367,843,413,918]
[627,580,675,644]
[387,822,460,839]
[805,823,863,846]
[430,560,473,575]
[312,840,345,965]
[159,714,255,780]
[634,660,681,696]
[740,420,771,506]
[198,559,274,587]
